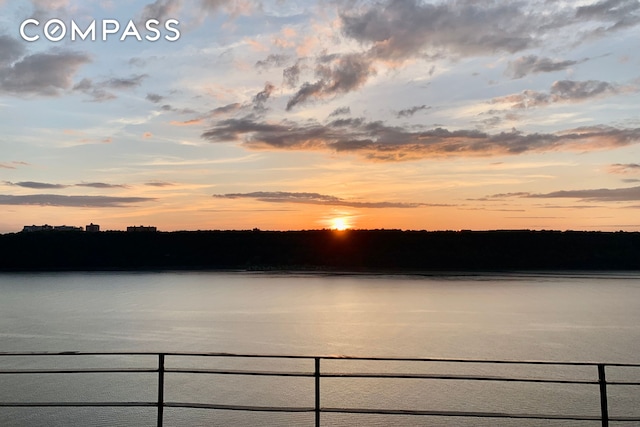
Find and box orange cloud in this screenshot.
[171,119,203,126]
[244,38,267,52]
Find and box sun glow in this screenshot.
[331,217,350,231]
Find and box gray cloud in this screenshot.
[329,106,351,117]
[256,54,290,69]
[1,51,91,96]
[529,186,640,202]
[608,163,640,174]
[0,194,155,207]
[139,0,182,22]
[0,35,25,67]
[283,62,302,88]
[342,0,640,62]
[139,0,257,25]
[129,57,147,68]
[160,104,198,115]
[104,74,148,90]
[506,55,583,79]
[253,82,275,111]
[287,54,375,110]
[340,0,542,61]
[201,0,230,11]
[73,78,117,102]
[489,185,640,202]
[75,182,128,189]
[576,0,639,18]
[209,102,243,117]
[73,75,148,101]
[202,115,640,161]
[175,102,244,125]
[145,181,175,187]
[286,81,323,110]
[200,0,258,13]
[213,191,441,208]
[0,161,29,169]
[468,192,530,201]
[7,181,128,189]
[492,79,624,109]
[7,181,68,189]
[552,80,618,99]
[396,104,430,118]
[576,0,640,31]
[146,93,164,103]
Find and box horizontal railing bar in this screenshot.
[1,352,639,368]
[0,402,156,408]
[0,368,157,375]
[1,366,634,386]
[165,402,315,412]
[605,381,640,386]
[167,368,600,384]
[322,407,602,421]
[2,401,638,422]
[164,404,607,421]
[322,372,599,384]
[166,368,314,377]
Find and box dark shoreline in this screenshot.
[1,229,639,272]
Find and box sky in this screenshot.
[1,0,640,233]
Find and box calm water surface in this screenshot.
[1,271,639,426]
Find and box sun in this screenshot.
[331,217,350,231]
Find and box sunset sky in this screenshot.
[1,0,640,233]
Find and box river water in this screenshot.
[1,271,639,426]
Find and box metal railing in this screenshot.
[1,351,640,426]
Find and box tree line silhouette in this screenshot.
[1,229,639,271]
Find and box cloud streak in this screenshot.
[202,116,640,161]
[0,161,29,169]
[530,186,640,202]
[7,181,67,189]
[490,185,640,202]
[608,163,640,174]
[213,191,442,208]
[73,75,148,102]
[505,55,584,79]
[75,182,128,189]
[492,80,627,109]
[396,105,430,118]
[0,194,155,207]
[6,181,128,189]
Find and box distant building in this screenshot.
[127,225,157,232]
[22,224,54,232]
[86,223,100,232]
[54,225,83,232]
[22,224,82,232]
[58,225,83,232]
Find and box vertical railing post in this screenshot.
[314,357,321,427]
[157,353,165,427]
[598,364,609,427]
